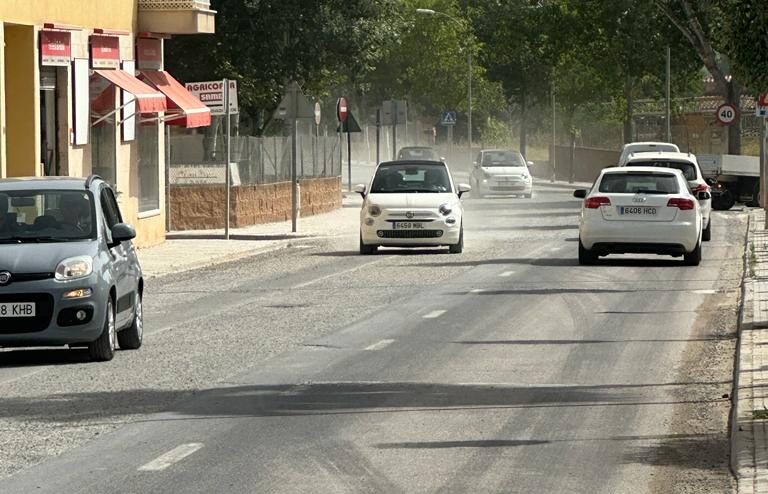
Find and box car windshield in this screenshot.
[398,148,437,160]
[0,190,96,242]
[627,160,697,181]
[370,163,452,193]
[599,173,680,194]
[482,151,525,167]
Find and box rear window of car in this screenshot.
[626,160,697,181]
[398,148,436,160]
[598,173,680,194]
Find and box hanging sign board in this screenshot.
[185,80,239,115]
[40,30,71,67]
[136,38,162,71]
[91,35,120,69]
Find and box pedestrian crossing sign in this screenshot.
[441,111,457,126]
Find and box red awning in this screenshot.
[141,70,211,128]
[94,69,167,113]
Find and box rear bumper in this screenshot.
[581,220,700,253]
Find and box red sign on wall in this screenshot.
[137,38,162,71]
[40,30,71,66]
[90,35,120,69]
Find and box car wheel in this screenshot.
[118,291,143,350]
[360,235,377,255]
[449,227,464,254]
[88,297,116,362]
[684,240,702,266]
[578,239,598,265]
[702,218,711,242]
[712,190,735,211]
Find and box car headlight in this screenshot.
[439,203,453,216]
[55,256,93,281]
[368,205,382,217]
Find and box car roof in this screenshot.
[399,146,434,150]
[603,165,685,176]
[625,151,697,164]
[481,149,519,153]
[378,160,447,167]
[622,141,679,150]
[0,176,93,192]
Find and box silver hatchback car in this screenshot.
[0,175,143,361]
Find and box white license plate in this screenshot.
[0,302,36,318]
[619,206,657,216]
[393,222,425,230]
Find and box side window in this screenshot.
[100,187,122,229]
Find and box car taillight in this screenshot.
[692,183,709,194]
[584,196,611,209]
[667,198,695,210]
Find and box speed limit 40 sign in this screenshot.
[716,103,738,125]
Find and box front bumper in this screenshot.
[0,275,108,347]
[477,178,532,195]
[361,214,462,247]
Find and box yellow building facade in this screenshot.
[0,0,215,247]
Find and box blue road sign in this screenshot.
[441,111,457,126]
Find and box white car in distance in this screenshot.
[617,141,680,166]
[355,160,470,255]
[575,167,704,266]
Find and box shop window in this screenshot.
[39,67,60,175]
[90,75,117,186]
[138,122,160,212]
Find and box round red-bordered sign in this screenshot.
[716,103,738,125]
[336,97,348,123]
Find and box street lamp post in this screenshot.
[416,8,472,166]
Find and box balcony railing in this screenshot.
[138,0,215,34]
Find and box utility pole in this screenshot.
[666,46,671,142]
[551,67,556,183]
[224,78,231,240]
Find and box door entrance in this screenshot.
[39,67,59,175]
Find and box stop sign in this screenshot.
[337,97,348,123]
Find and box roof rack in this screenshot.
[85,175,102,189]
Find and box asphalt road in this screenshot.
[0,184,746,493]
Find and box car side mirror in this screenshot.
[457,183,471,198]
[353,184,367,197]
[110,223,136,246]
[527,161,534,167]
[573,189,588,199]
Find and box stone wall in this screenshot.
[170,177,342,231]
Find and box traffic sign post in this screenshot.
[716,103,738,126]
[440,111,457,126]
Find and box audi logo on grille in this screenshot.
[632,196,647,203]
[405,211,415,219]
[0,271,11,286]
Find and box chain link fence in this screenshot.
[169,133,343,186]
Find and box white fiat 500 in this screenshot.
[575,167,704,266]
[355,160,471,255]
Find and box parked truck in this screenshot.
[697,154,760,210]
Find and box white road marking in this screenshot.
[138,443,204,472]
[423,310,447,319]
[692,289,717,294]
[470,288,485,294]
[550,247,562,251]
[293,258,387,289]
[499,271,515,277]
[365,339,396,351]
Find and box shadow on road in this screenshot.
[375,439,550,449]
[412,256,694,269]
[167,233,311,241]
[0,348,92,368]
[0,381,726,423]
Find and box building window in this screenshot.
[138,122,160,212]
[90,75,117,185]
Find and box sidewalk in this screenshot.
[137,194,362,278]
[734,209,768,493]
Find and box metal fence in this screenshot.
[169,134,343,186]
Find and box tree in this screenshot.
[654,0,742,153]
[716,0,768,94]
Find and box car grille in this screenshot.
[377,230,444,239]
[490,185,525,191]
[0,293,55,333]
